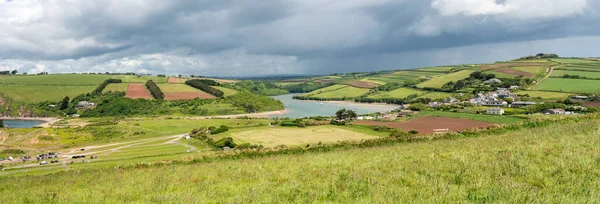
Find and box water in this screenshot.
[1,119,46,128]
[269,94,399,118]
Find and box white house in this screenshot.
[487,107,505,115]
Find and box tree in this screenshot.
[60,96,70,110]
[11,70,17,75]
[0,120,4,128]
[335,109,357,121]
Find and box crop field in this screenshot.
[0,74,110,85]
[167,78,181,83]
[102,83,128,93]
[0,84,96,103]
[125,84,153,99]
[551,70,600,78]
[515,90,572,99]
[416,92,453,100]
[557,65,600,72]
[492,68,535,78]
[211,86,238,96]
[157,84,217,100]
[416,66,455,72]
[416,70,473,88]
[112,75,168,83]
[353,116,494,134]
[367,88,425,99]
[227,126,379,147]
[417,111,525,125]
[157,84,201,92]
[302,85,348,96]
[533,78,600,94]
[310,86,370,99]
[359,78,386,85]
[345,80,379,88]
[551,58,598,64]
[512,66,545,74]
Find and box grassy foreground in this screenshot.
[1,117,600,202]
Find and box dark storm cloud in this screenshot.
[0,0,599,76]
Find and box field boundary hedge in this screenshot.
[145,80,164,99]
[185,79,224,97]
[92,79,123,95]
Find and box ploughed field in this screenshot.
[125,84,153,99]
[354,116,494,134]
[167,77,181,83]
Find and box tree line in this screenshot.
[92,79,123,95]
[145,80,165,99]
[185,79,224,97]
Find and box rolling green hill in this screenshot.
[416,70,474,88]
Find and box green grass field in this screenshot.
[0,84,96,103]
[533,78,600,94]
[311,86,370,99]
[157,84,201,92]
[417,70,473,88]
[2,117,600,202]
[416,92,454,100]
[227,126,378,147]
[488,70,516,79]
[360,78,386,85]
[418,111,525,125]
[512,66,545,74]
[303,85,348,96]
[367,88,425,99]
[515,90,573,99]
[212,86,238,96]
[112,75,168,83]
[416,66,455,72]
[552,70,600,78]
[0,74,110,85]
[102,83,129,93]
[551,58,598,64]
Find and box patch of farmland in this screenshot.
[0,74,111,85]
[301,85,348,96]
[228,126,378,147]
[164,92,216,100]
[0,84,96,103]
[113,75,168,83]
[310,86,370,99]
[416,66,455,72]
[532,78,600,94]
[125,84,153,99]
[551,58,598,64]
[102,83,128,93]
[416,92,454,100]
[515,90,573,99]
[416,70,474,88]
[360,78,386,85]
[345,80,379,88]
[493,68,535,77]
[353,116,494,134]
[480,63,547,70]
[167,78,181,83]
[211,86,237,96]
[512,66,545,74]
[551,70,600,78]
[368,88,425,99]
[157,84,201,92]
[557,64,600,72]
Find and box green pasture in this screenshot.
[103,83,128,93]
[417,70,473,88]
[512,66,545,74]
[157,84,200,92]
[0,84,96,103]
[533,78,600,94]
[515,90,572,99]
[367,88,425,99]
[417,111,525,125]
[112,75,168,83]
[302,85,348,96]
[311,86,370,99]
[416,92,454,100]
[552,70,600,78]
[551,58,598,64]
[212,86,238,96]
[0,74,110,85]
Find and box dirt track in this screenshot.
[353,116,494,134]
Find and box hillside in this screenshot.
[1,115,599,202]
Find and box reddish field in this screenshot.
[353,116,494,134]
[584,101,600,108]
[495,68,535,77]
[345,81,378,88]
[164,92,216,100]
[168,78,181,83]
[125,84,153,99]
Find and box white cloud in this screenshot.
[432,0,587,19]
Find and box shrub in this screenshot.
[92,79,122,95]
[211,125,230,135]
[212,137,237,148]
[1,149,25,155]
[185,79,224,97]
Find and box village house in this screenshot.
[544,109,566,115]
[483,100,508,107]
[76,101,95,109]
[485,78,503,84]
[356,116,375,120]
[571,95,588,100]
[487,107,505,115]
[509,85,520,90]
[510,101,537,108]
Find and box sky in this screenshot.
[0,0,599,77]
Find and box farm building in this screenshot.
[483,100,508,107]
[510,101,537,108]
[76,101,95,108]
[398,110,415,117]
[357,116,375,120]
[487,108,505,115]
[485,78,503,84]
[544,109,566,115]
[571,96,588,100]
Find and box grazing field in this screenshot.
[211,86,237,96]
[417,70,473,88]
[417,92,454,100]
[417,111,525,125]
[512,66,545,74]
[532,78,600,94]
[515,90,573,99]
[493,68,535,77]
[228,126,379,147]
[345,80,378,88]
[310,86,370,99]
[416,66,455,72]
[112,75,167,83]
[102,83,128,93]
[167,78,181,83]
[551,58,598,64]
[125,84,152,99]
[551,70,600,78]
[354,116,494,134]
[359,78,386,85]
[367,88,425,99]
[164,92,215,100]
[157,84,201,93]
[302,85,348,96]
[0,84,96,103]
[557,65,600,72]
[0,74,110,85]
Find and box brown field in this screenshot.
[353,116,494,134]
[481,63,546,70]
[345,80,379,88]
[584,101,600,108]
[495,68,535,77]
[125,84,152,99]
[164,92,216,100]
[167,78,181,83]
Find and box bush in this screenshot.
[145,80,164,99]
[185,79,224,97]
[212,137,237,148]
[92,79,122,95]
[211,125,230,135]
[1,149,25,155]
